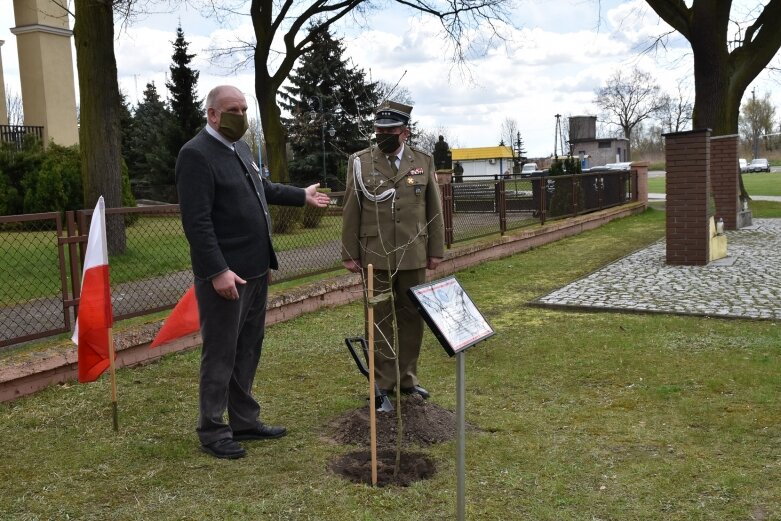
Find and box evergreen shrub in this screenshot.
[270,205,303,234]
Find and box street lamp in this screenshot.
[321,121,335,187]
[244,91,263,170]
[310,95,335,187]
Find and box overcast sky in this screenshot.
[0,0,779,156]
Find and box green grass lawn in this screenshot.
[2,207,780,520]
[648,172,781,196]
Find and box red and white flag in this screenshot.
[150,285,200,348]
[72,196,114,383]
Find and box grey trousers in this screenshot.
[194,274,268,445]
[369,268,426,391]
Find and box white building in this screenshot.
[451,146,515,180]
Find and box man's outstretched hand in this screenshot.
[305,184,331,207]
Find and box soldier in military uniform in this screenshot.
[341,101,445,400]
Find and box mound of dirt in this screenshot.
[325,394,474,448]
[328,449,436,487]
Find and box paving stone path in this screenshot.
[535,218,781,320]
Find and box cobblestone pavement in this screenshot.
[535,218,781,320]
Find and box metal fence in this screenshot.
[0,204,343,349]
[442,167,636,244]
[0,167,637,349]
[0,125,44,150]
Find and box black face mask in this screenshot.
[376,133,400,154]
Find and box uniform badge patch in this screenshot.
[407,176,415,185]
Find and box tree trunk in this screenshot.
[73,0,126,253]
[645,0,781,137]
[256,75,289,184]
[688,2,738,135]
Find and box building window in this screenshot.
[598,141,611,149]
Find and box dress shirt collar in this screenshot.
[205,124,235,149]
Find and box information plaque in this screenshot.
[408,276,494,356]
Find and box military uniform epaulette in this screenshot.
[407,144,432,157]
[351,146,378,159]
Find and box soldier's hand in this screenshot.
[343,259,362,273]
[426,257,443,270]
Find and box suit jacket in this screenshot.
[176,129,306,280]
[341,143,445,270]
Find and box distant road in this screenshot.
[649,166,780,177]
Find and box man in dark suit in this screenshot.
[176,85,329,459]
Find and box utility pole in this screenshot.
[554,114,561,158]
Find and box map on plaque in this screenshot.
[408,276,494,356]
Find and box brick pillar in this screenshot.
[630,160,649,204]
[710,135,739,230]
[664,129,711,265]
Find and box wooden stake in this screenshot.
[367,264,378,486]
[107,327,119,432]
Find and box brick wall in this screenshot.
[710,135,739,230]
[664,129,711,265]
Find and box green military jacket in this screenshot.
[341,143,445,271]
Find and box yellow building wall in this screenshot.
[12,0,79,146]
[0,41,7,125]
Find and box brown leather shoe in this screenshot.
[233,424,287,441]
[201,438,246,459]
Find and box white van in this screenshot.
[521,163,537,177]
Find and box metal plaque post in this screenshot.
[456,351,466,521]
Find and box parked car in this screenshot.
[748,158,770,173]
[605,162,632,170]
[739,158,749,173]
[521,163,538,177]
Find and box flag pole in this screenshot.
[107,327,119,432]
[367,264,378,486]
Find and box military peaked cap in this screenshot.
[374,100,413,128]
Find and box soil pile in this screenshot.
[325,395,475,486]
[325,394,464,448]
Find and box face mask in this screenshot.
[376,132,400,154]
[218,111,249,141]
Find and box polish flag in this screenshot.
[72,196,114,383]
[150,285,200,348]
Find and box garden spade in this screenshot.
[344,336,394,413]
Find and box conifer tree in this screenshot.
[126,82,176,202]
[118,91,134,165]
[279,28,378,188]
[166,25,204,158]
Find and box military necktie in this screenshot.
[387,155,398,175]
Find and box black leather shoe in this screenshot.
[201,438,246,459]
[233,424,287,441]
[401,385,430,399]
